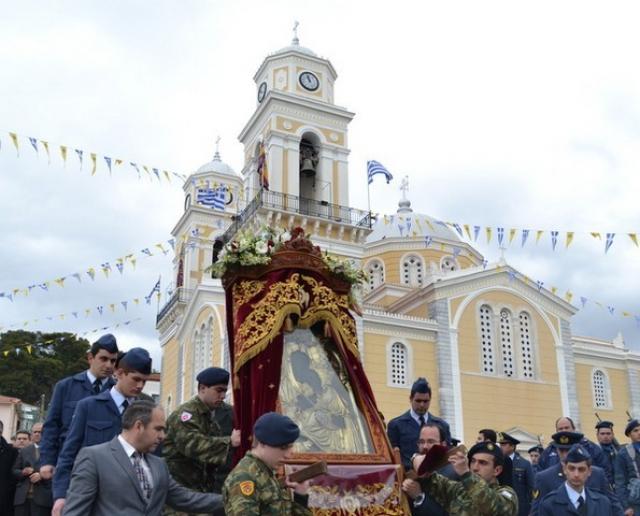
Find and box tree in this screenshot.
[0,331,90,405]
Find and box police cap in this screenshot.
[498,432,520,446]
[254,412,300,447]
[468,440,505,466]
[625,419,640,437]
[196,367,229,386]
[528,445,544,454]
[595,420,614,430]
[93,333,118,353]
[551,431,583,449]
[565,444,591,464]
[118,347,152,375]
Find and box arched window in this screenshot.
[440,256,459,273]
[592,369,610,408]
[519,311,535,378]
[499,309,515,377]
[401,254,424,287]
[479,305,495,374]
[390,342,408,386]
[192,318,214,395]
[366,260,384,291]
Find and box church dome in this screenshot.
[195,149,240,179]
[272,25,317,57]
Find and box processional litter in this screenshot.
[213,226,411,514]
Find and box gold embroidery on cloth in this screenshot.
[232,280,266,319]
[308,481,406,515]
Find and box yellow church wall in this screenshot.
[362,331,439,423]
[406,305,427,318]
[160,336,179,409]
[574,362,631,432]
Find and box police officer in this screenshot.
[163,367,240,516]
[387,377,451,470]
[416,441,518,515]
[51,347,152,516]
[614,418,640,516]
[531,431,622,516]
[499,432,534,516]
[528,445,544,474]
[538,444,615,515]
[596,420,619,486]
[39,334,118,479]
[222,412,311,515]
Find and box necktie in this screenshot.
[419,415,425,428]
[121,399,129,413]
[92,379,101,394]
[577,495,586,515]
[132,452,152,500]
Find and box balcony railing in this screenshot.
[222,190,372,243]
[156,287,192,324]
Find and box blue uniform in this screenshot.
[539,438,610,480]
[510,452,534,516]
[538,483,614,516]
[40,371,115,467]
[613,444,640,514]
[600,443,619,486]
[387,411,451,470]
[52,389,123,500]
[532,463,623,516]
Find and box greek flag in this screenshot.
[367,160,393,184]
[197,187,226,211]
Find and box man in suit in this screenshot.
[40,334,118,479]
[63,400,222,516]
[499,432,534,516]
[538,444,614,515]
[387,377,451,470]
[0,419,19,516]
[11,423,52,516]
[402,422,459,515]
[532,431,623,516]
[52,347,151,516]
[614,418,640,516]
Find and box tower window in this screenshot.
[390,342,408,386]
[402,254,424,287]
[479,305,495,374]
[366,260,384,291]
[592,369,610,408]
[192,318,214,395]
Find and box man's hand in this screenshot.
[230,429,241,447]
[284,478,310,496]
[21,466,34,477]
[52,498,65,516]
[412,453,425,472]
[39,464,54,480]
[448,450,469,477]
[401,479,422,499]
[29,472,41,484]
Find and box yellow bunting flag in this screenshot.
[486,227,492,243]
[424,218,435,231]
[60,145,67,164]
[85,309,91,316]
[26,345,32,354]
[536,230,544,244]
[143,166,151,178]
[623,311,632,317]
[3,350,9,357]
[629,233,639,247]
[133,298,140,305]
[565,232,574,248]
[551,286,558,295]
[109,304,115,312]
[130,257,137,269]
[565,291,573,303]
[91,153,97,175]
[59,314,65,320]
[41,141,50,163]
[464,224,472,240]
[54,278,65,288]
[590,232,601,240]
[9,132,19,155]
[163,170,171,182]
[115,159,123,166]
[595,301,604,310]
[383,215,389,225]
[509,228,517,244]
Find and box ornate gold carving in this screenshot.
[232,280,266,319]
[308,480,407,515]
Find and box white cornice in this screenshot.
[365,236,483,262]
[363,308,438,340]
[253,51,338,82]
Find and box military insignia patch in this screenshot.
[180,411,192,422]
[499,489,513,499]
[239,480,255,496]
[533,489,539,499]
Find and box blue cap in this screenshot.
[566,444,591,463]
[118,348,152,375]
[595,420,614,430]
[551,431,583,449]
[93,334,118,353]
[254,412,300,447]
[625,419,640,437]
[196,367,229,386]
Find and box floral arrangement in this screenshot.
[207,226,368,290]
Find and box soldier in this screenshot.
[163,367,240,516]
[222,412,311,515]
[538,445,615,515]
[528,445,544,474]
[416,440,518,515]
[614,418,640,516]
[498,432,534,516]
[596,420,619,486]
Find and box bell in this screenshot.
[300,158,316,177]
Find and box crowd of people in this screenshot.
[0,335,639,515]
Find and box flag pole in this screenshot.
[366,162,372,226]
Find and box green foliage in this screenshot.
[0,331,90,404]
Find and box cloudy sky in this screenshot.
[1,0,640,369]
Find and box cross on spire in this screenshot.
[400,175,409,200]
[292,21,300,45]
[214,136,221,160]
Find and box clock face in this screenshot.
[299,71,319,91]
[257,81,267,103]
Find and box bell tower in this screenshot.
[238,25,354,209]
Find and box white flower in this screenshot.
[255,241,269,254]
[280,231,291,243]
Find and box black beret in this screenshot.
[625,419,640,437]
[595,420,614,430]
[468,441,504,465]
[254,412,300,447]
[196,367,229,386]
[93,334,118,353]
[551,431,583,449]
[566,444,591,463]
[498,432,520,446]
[411,377,430,394]
[118,347,152,375]
[528,445,544,454]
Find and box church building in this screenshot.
[156,33,640,449]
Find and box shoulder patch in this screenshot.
[239,480,255,496]
[532,489,539,499]
[180,411,192,422]
[499,489,513,499]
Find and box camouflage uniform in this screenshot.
[222,452,311,516]
[420,471,518,516]
[163,397,234,516]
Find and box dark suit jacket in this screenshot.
[53,389,123,500]
[387,410,451,470]
[538,484,613,516]
[40,371,115,467]
[0,437,18,516]
[62,437,222,516]
[511,452,534,516]
[614,445,640,512]
[11,444,52,508]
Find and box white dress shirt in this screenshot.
[117,435,153,488]
[86,370,108,388]
[110,386,134,414]
[564,482,586,509]
[410,409,429,426]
